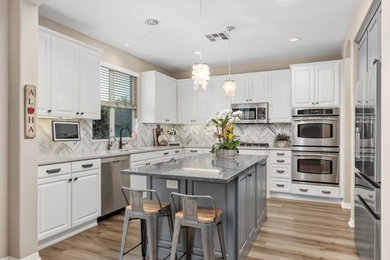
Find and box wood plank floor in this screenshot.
[39,198,359,260]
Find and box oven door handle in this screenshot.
[292,117,338,121]
[293,153,338,158]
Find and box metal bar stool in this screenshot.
[119,187,174,260]
[169,192,227,260]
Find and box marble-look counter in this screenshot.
[121,153,267,183]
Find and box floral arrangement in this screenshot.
[167,128,178,135]
[207,109,242,156]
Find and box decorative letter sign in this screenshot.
[25,85,37,139]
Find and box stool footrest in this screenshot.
[122,241,142,256]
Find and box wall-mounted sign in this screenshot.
[25,85,37,139]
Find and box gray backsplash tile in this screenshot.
[38,118,291,156]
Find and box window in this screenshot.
[92,66,137,140]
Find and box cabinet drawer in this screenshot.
[269,157,291,165]
[184,148,209,155]
[270,150,291,157]
[38,163,72,179]
[291,183,340,198]
[72,159,101,172]
[269,178,291,193]
[239,149,269,156]
[270,165,291,179]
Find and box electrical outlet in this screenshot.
[166,180,178,190]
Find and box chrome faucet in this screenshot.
[119,126,131,149]
[107,136,116,150]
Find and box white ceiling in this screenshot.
[39,0,358,72]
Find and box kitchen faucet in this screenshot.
[119,126,131,149]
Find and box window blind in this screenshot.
[100,66,137,109]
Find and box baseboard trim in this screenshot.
[341,201,351,209]
[269,192,343,204]
[348,217,355,228]
[5,252,41,260]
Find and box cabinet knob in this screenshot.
[80,112,84,115]
[48,109,52,113]
[74,177,78,182]
[316,102,319,104]
[311,102,315,105]
[76,112,80,115]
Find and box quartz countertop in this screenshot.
[121,153,267,184]
[38,145,289,166]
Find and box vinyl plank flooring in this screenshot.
[39,198,359,260]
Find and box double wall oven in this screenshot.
[291,108,340,185]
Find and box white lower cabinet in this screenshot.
[38,160,101,245]
[38,174,72,241]
[269,178,291,193]
[71,169,101,227]
[291,183,340,198]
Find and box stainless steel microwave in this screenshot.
[52,121,80,141]
[231,102,268,123]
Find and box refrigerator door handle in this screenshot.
[356,127,361,159]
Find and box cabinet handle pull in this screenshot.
[276,153,285,156]
[145,162,151,165]
[82,163,93,168]
[164,152,169,155]
[277,160,285,163]
[48,109,52,113]
[276,184,285,188]
[46,168,61,174]
[76,112,80,115]
[247,173,253,177]
[261,162,266,167]
[276,170,285,173]
[80,112,84,115]
[74,177,78,182]
[190,150,198,153]
[175,150,180,153]
[311,102,314,105]
[68,179,72,183]
[316,102,319,104]
[321,190,331,194]
[299,188,308,192]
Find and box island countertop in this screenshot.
[121,153,267,183]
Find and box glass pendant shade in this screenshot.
[223,79,237,98]
[192,63,210,90]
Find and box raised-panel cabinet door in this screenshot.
[316,63,340,107]
[268,71,291,123]
[51,36,79,117]
[247,170,256,238]
[165,77,177,123]
[249,73,268,103]
[231,75,248,104]
[367,7,381,69]
[78,46,101,120]
[177,79,194,124]
[358,32,368,81]
[194,84,211,123]
[237,174,248,255]
[38,174,72,241]
[210,77,231,116]
[154,74,168,123]
[38,30,52,117]
[291,66,315,107]
[72,169,101,227]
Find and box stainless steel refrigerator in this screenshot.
[354,61,381,260]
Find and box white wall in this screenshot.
[0,0,9,258]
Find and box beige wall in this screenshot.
[38,16,174,77]
[340,0,375,219]
[171,55,341,79]
[381,0,390,258]
[8,0,39,258]
[0,0,9,258]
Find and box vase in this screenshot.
[277,141,288,148]
[218,149,237,159]
[169,134,176,142]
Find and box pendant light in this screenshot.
[223,26,236,99]
[192,0,210,91]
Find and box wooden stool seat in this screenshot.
[175,207,222,223]
[126,199,170,215]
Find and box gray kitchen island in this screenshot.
[121,153,267,260]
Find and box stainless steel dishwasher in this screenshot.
[101,156,130,217]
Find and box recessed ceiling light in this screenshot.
[289,37,301,42]
[194,51,202,55]
[145,19,160,26]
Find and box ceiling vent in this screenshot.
[205,32,231,42]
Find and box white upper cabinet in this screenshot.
[210,76,231,116]
[78,46,101,120]
[268,70,291,123]
[38,27,101,119]
[141,71,177,124]
[231,74,249,104]
[291,60,341,108]
[177,79,211,124]
[38,30,52,117]
[51,35,79,118]
[249,73,268,103]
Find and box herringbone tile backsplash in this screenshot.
[38,118,291,156]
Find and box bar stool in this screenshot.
[169,192,227,260]
[119,187,174,260]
